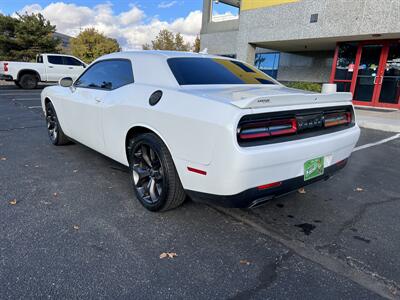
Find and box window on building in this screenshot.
[211,0,239,22]
[255,52,280,79]
[334,42,358,81]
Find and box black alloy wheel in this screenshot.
[128,133,186,212]
[131,142,165,205]
[45,102,69,145]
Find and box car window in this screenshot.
[47,55,64,65]
[37,55,43,63]
[167,57,277,85]
[63,56,83,66]
[74,59,134,90]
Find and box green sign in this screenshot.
[304,157,324,181]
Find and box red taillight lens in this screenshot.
[257,181,282,190]
[239,118,297,140]
[324,112,352,128]
[3,63,8,72]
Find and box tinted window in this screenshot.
[168,58,276,85]
[47,55,63,65]
[75,59,134,90]
[63,56,83,66]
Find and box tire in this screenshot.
[128,133,186,212]
[18,73,38,89]
[14,80,21,88]
[45,102,70,146]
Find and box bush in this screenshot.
[284,81,322,93]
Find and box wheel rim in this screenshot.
[46,105,58,142]
[131,143,164,205]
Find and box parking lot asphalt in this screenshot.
[1,84,399,299]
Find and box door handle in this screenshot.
[48,66,54,69]
[95,97,102,103]
[68,67,73,69]
[373,76,380,84]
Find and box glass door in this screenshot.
[377,42,400,108]
[353,44,384,104]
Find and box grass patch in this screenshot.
[284,82,322,93]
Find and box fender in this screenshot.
[17,69,42,82]
[124,123,175,166]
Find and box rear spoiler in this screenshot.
[230,92,353,109]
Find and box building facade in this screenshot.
[201,0,400,109]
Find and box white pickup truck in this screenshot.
[0,53,86,89]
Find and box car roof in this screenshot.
[99,50,225,60]
[91,50,244,88]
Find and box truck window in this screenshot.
[47,55,63,65]
[37,55,43,63]
[63,56,83,66]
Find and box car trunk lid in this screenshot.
[181,85,353,109]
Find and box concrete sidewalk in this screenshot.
[355,107,400,133]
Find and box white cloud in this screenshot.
[211,11,238,22]
[158,1,178,9]
[15,2,202,50]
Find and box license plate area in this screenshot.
[304,157,324,181]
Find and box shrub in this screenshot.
[284,81,322,93]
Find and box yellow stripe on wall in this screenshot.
[241,0,300,11]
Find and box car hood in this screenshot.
[180,84,353,109]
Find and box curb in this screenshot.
[357,120,400,133]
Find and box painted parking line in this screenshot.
[353,133,400,152]
[0,92,42,96]
[12,98,40,101]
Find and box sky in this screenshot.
[0,0,237,50]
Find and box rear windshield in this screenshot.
[167,57,276,85]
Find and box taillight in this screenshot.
[257,181,282,190]
[238,118,297,140]
[324,112,352,128]
[237,106,354,146]
[3,63,8,72]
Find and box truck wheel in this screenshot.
[14,81,21,88]
[128,133,186,212]
[19,74,38,89]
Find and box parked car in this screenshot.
[0,53,86,89]
[40,51,360,212]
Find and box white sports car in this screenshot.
[41,51,360,211]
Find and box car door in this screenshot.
[46,55,70,82]
[62,56,86,81]
[63,59,134,153]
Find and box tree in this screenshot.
[142,29,190,51]
[0,13,61,61]
[193,35,201,53]
[0,14,19,60]
[71,28,120,63]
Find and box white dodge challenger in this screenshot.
[41,51,360,211]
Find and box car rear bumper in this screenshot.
[186,158,347,208]
[177,125,360,196]
[0,74,13,81]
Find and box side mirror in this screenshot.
[82,63,86,68]
[59,77,73,87]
